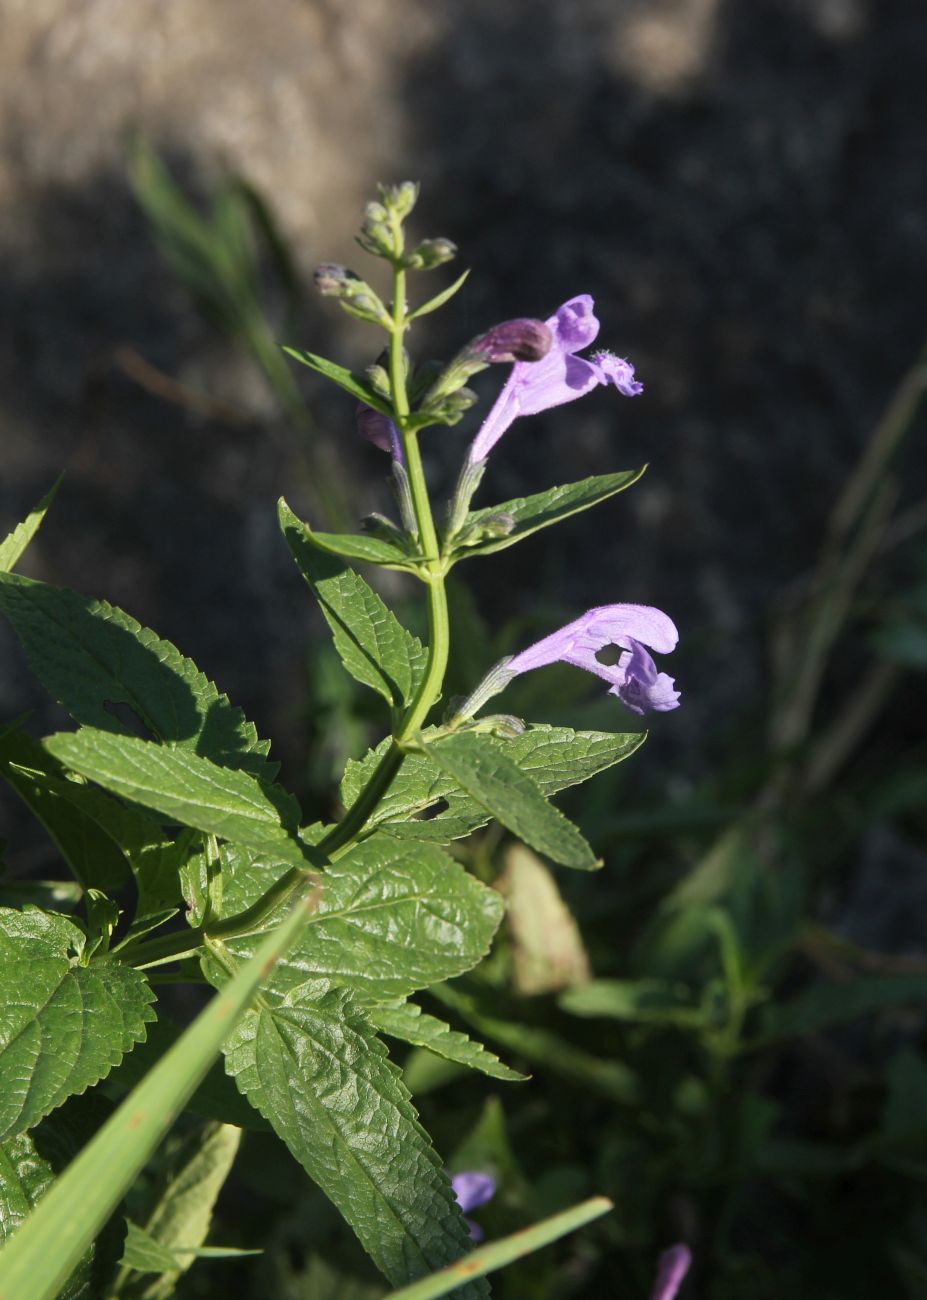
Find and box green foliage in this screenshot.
[220,979,489,1296]
[45,728,309,867]
[451,470,645,559]
[280,500,427,714]
[0,572,278,781]
[114,1121,241,1297]
[0,908,155,1141]
[0,479,61,574]
[220,834,504,1003]
[0,1099,126,1299]
[365,1001,526,1083]
[421,732,597,870]
[341,725,643,844]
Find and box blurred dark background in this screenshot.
[2,1,927,1296]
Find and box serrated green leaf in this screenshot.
[0,572,278,782]
[0,1097,126,1299]
[221,833,504,1003]
[282,348,396,416]
[0,908,155,1140]
[0,885,322,1300]
[220,979,488,1295]
[366,1000,526,1083]
[452,469,645,559]
[119,1121,240,1296]
[421,732,598,870]
[408,269,470,321]
[341,725,643,845]
[289,527,420,571]
[45,729,311,870]
[0,479,62,574]
[280,499,427,711]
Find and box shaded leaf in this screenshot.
[758,974,927,1042]
[0,572,278,782]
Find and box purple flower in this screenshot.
[355,402,404,464]
[468,295,642,464]
[649,1245,692,1300]
[451,1171,496,1242]
[507,604,680,715]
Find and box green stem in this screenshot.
[125,236,454,970]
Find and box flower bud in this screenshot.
[379,181,419,219]
[365,363,392,399]
[471,318,552,364]
[355,402,401,457]
[313,263,358,296]
[404,237,457,271]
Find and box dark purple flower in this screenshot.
[451,1171,496,1242]
[506,604,680,715]
[649,1245,692,1300]
[355,402,404,464]
[468,295,642,464]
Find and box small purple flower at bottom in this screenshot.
[451,1171,496,1242]
[649,1244,692,1300]
[355,402,404,465]
[506,603,680,716]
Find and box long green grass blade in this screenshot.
[0,885,320,1300]
[383,1196,613,1299]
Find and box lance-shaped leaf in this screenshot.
[365,1000,526,1083]
[452,469,645,559]
[282,347,395,415]
[418,732,598,869]
[0,908,155,1140]
[119,1121,241,1297]
[0,479,61,574]
[280,499,427,710]
[287,526,421,572]
[341,724,644,845]
[45,729,311,870]
[0,572,278,782]
[220,833,504,1003]
[408,268,470,321]
[220,979,488,1295]
[0,1097,126,1299]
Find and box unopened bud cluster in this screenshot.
[313,263,389,327]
